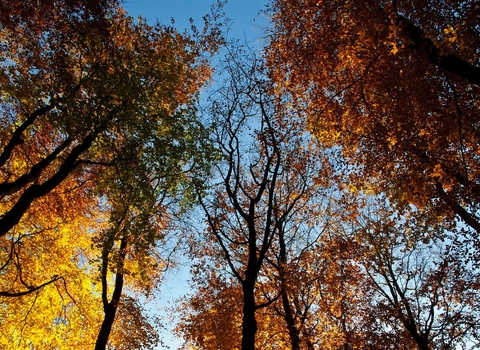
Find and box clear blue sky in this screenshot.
[121,1,269,349]
[124,0,269,43]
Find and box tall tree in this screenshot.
[201,52,282,350]
[266,0,480,234]
[179,47,333,350]
[0,0,220,348]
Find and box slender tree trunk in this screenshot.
[281,288,301,350]
[278,229,301,350]
[95,293,122,350]
[95,235,127,350]
[0,104,55,168]
[436,182,480,234]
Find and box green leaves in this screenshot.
[0,1,220,348]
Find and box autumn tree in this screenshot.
[266,0,480,234]
[177,47,334,350]
[200,51,282,350]
[349,196,480,349]
[0,0,220,347]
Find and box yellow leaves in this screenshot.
[431,163,445,180]
[0,220,104,349]
[387,134,397,147]
[390,42,399,55]
[0,0,220,348]
[313,127,341,145]
[443,24,457,43]
[348,183,360,193]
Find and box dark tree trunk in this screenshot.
[394,11,480,87]
[241,279,258,350]
[403,321,429,350]
[278,228,301,350]
[0,133,95,237]
[0,104,55,168]
[436,182,480,234]
[95,294,122,350]
[281,288,301,350]
[94,235,127,350]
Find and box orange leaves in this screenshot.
[266,0,480,234]
[0,0,220,348]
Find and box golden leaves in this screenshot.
[0,0,220,347]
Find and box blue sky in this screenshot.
[124,0,270,43]
[121,1,269,349]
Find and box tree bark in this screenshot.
[241,279,258,350]
[0,137,72,196]
[281,288,301,350]
[95,235,127,350]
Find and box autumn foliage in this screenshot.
[0,0,218,348]
[1,0,480,349]
[267,0,480,234]
[178,0,480,349]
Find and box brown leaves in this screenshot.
[266,0,480,234]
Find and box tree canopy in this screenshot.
[267,0,480,234]
[1,0,480,349]
[0,0,219,348]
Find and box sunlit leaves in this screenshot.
[0,0,220,348]
[266,0,480,234]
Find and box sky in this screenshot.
[124,0,270,44]
[121,1,269,349]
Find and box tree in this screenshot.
[0,0,214,237]
[351,197,480,349]
[0,0,220,347]
[200,52,282,350]
[178,47,333,350]
[266,0,480,234]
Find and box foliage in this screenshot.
[176,47,336,350]
[2,0,480,349]
[266,0,480,234]
[0,0,220,348]
[176,12,480,345]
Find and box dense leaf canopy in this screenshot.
[0,0,218,348]
[267,0,480,234]
[1,0,479,349]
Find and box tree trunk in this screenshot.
[241,279,258,350]
[95,297,121,350]
[436,182,480,234]
[278,228,301,350]
[95,235,127,350]
[393,9,480,87]
[281,288,301,350]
